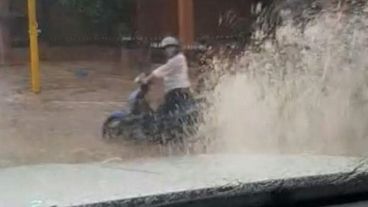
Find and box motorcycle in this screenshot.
[102,74,204,145]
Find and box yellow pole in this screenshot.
[27,0,40,93]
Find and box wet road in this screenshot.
[0,62,164,168]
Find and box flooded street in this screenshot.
[2,1,368,206]
[1,0,368,168]
[0,62,164,168]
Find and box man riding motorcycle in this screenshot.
[103,36,198,143]
[143,36,193,117]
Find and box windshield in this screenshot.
[1,0,368,206]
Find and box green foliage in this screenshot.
[59,0,134,36]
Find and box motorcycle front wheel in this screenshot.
[102,117,123,141]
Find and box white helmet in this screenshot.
[160,36,180,48]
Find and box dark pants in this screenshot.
[159,88,192,116]
[157,88,192,142]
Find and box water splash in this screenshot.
[201,2,368,156]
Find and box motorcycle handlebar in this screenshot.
[134,73,147,84]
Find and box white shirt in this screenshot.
[152,53,191,93]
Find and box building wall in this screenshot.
[9,0,257,46]
[194,0,255,39]
[7,0,258,63]
[136,0,256,41]
[135,0,178,40]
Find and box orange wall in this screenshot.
[194,0,255,39]
[136,0,255,41]
[136,0,178,40]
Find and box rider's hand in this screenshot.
[134,73,148,84]
[141,77,149,85]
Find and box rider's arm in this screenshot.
[144,57,178,82]
[152,58,177,78]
